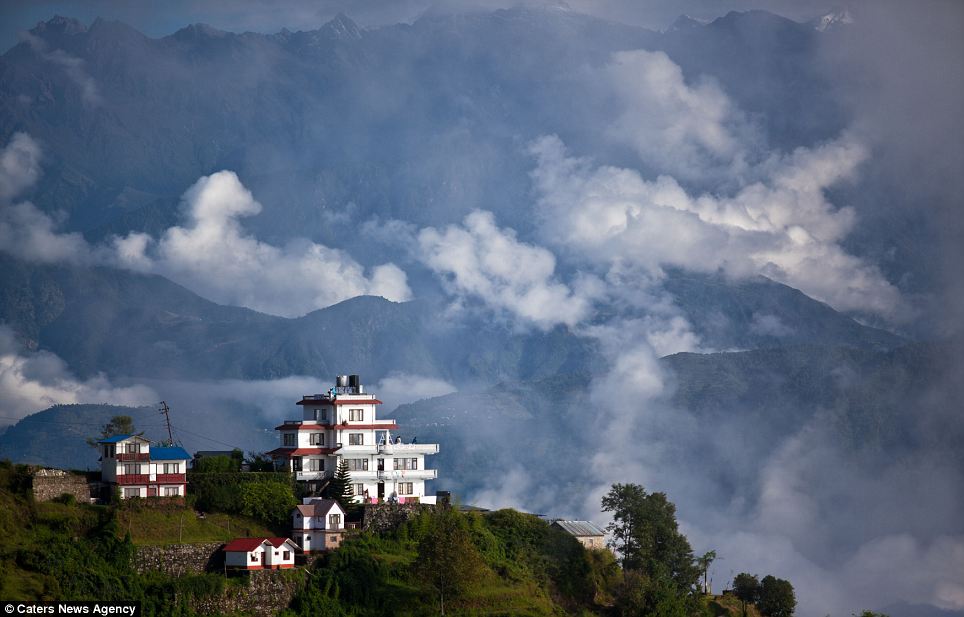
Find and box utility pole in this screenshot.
[159,401,174,445]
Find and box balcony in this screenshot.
[295,470,331,481]
[115,452,149,462]
[376,469,438,480]
[155,473,186,484]
[116,474,150,485]
[377,443,440,455]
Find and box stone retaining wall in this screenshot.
[31,469,95,503]
[363,502,429,533]
[133,542,224,576]
[189,570,305,617]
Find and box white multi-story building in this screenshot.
[269,374,439,504]
[98,435,189,499]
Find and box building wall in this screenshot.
[577,536,606,550]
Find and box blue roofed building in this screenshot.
[98,435,190,499]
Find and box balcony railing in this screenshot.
[116,474,150,485]
[295,471,331,481]
[155,474,186,484]
[376,469,438,480]
[115,452,150,462]
[377,443,440,455]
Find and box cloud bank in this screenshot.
[0,326,157,424]
[0,133,411,317]
[114,171,411,317]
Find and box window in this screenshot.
[283,433,296,447]
[348,433,363,445]
[164,487,179,496]
[310,433,324,446]
[328,513,341,528]
[393,458,418,470]
[308,458,324,472]
[346,458,368,471]
[126,442,140,454]
[399,482,414,495]
[349,408,364,421]
[353,483,365,496]
[123,464,139,475]
[292,458,303,471]
[305,535,311,541]
[251,553,259,562]
[283,551,290,560]
[123,488,139,498]
[163,463,179,474]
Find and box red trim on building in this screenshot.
[276,422,398,431]
[297,399,383,406]
[267,446,341,457]
[155,473,186,483]
[114,452,150,462]
[117,474,150,485]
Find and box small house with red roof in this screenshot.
[223,537,299,570]
[291,498,346,553]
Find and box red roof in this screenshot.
[223,537,293,552]
[297,398,383,406]
[267,447,340,457]
[274,423,398,432]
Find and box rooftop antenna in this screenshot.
[159,401,174,446]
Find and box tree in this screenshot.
[413,508,486,615]
[194,454,239,473]
[733,573,761,617]
[239,482,297,526]
[324,460,356,512]
[758,575,795,617]
[246,452,275,472]
[87,415,137,447]
[696,550,716,594]
[601,483,699,590]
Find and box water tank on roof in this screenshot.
[348,374,360,388]
[336,375,349,387]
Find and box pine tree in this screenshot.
[325,459,356,511]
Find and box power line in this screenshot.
[168,422,248,452]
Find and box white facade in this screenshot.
[224,538,298,569]
[271,375,440,503]
[98,435,189,499]
[291,498,346,552]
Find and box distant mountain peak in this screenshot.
[170,22,229,41]
[666,14,706,32]
[31,15,87,37]
[811,9,854,32]
[321,12,362,40]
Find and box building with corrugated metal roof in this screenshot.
[551,520,608,550]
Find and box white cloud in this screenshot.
[0,132,42,201]
[110,171,412,317]
[21,32,102,106]
[0,133,91,263]
[605,49,757,181]
[1,135,411,317]
[374,372,458,411]
[529,134,905,320]
[0,326,157,424]
[415,210,594,329]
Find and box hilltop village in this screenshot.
[4,374,793,616]
[45,374,607,569]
